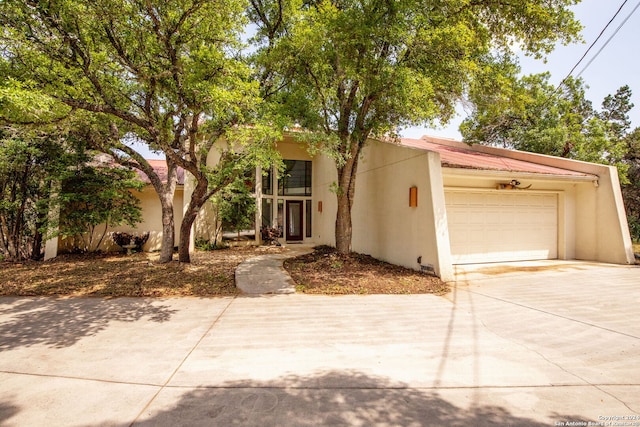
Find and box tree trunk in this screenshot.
[334,153,359,254]
[178,208,196,263]
[177,181,208,263]
[0,223,8,258]
[31,213,45,261]
[158,189,175,263]
[335,191,353,253]
[1,216,17,261]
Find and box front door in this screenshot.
[286,200,304,241]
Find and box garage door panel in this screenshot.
[446,191,558,264]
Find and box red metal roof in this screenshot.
[398,136,591,177]
[136,160,185,185]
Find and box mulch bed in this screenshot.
[1,245,449,297]
[283,246,449,295]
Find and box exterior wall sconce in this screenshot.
[409,186,418,207]
[318,201,323,212]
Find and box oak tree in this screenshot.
[251,0,582,253]
[461,72,632,182]
[1,0,273,262]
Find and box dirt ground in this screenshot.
[1,245,448,297]
[0,246,267,297]
[283,246,448,295]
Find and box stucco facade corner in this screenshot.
[595,165,635,264]
[423,152,454,282]
[345,141,453,279]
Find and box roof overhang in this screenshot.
[395,137,600,181]
[442,166,598,183]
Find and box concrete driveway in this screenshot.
[0,261,638,426]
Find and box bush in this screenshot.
[195,238,227,251]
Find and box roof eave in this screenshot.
[442,166,598,182]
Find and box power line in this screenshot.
[574,1,640,79]
[556,0,638,91]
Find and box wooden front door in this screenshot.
[286,200,304,241]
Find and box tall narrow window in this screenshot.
[262,167,273,195]
[305,200,312,238]
[261,198,273,228]
[277,199,284,233]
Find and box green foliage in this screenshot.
[58,161,144,252]
[215,176,257,239]
[600,85,634,141]
[194,238,227,251]
[0,130,63,260]
[0,78,71,125]
[253,0,581,142]
[0,114,144,259]
[461,72,632,183]
[623,128,640,241]
[0,0,274,262]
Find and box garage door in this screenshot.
[445,191,558,264]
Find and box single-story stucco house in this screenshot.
[46,135,635,282]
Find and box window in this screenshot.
[277,199,284,231]
[262,167,273,195]
[261,198,273,228]
[278,160,312,196]
[305,200,312,238]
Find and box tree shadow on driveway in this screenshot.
[0,297,177,351]
[134,371,587,427]
[0,401,19,427]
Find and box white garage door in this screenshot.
[445,191,558,264]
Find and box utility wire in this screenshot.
[527,0,639,125]
[574,0,640,79]
[556,0,640,91]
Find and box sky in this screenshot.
[403,0,640,140]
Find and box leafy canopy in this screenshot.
[461,70,632,182]
[253,0,582,150]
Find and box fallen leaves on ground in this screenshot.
[2,245,449,297]
[0,246,282,297]
[284,246,449,295]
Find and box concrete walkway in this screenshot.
[0,261,638,426]
[235,244,313,295]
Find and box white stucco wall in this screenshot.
[126,186,184,252]
[312,152,338,246]
[575,165,634,264]
[196,135,634,274]
[313,141,453,280]
[314,137,635,280]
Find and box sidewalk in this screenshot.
[235,244,313,295]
